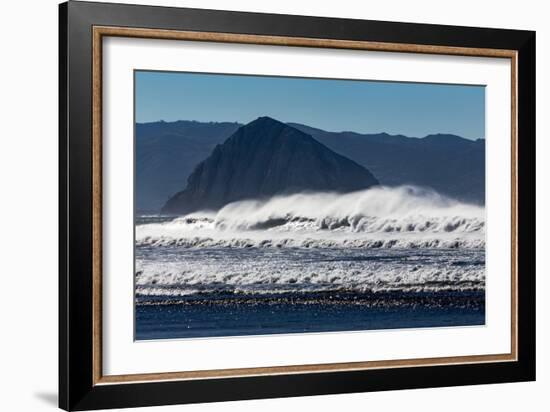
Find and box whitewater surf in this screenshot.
[135,186,485,340]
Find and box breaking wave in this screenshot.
[136,186,485,249]
[135,247,485,297]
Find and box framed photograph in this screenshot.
[59,1,536,410]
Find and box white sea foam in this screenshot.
[135,187,485,297]
[136,186,485,249]
[135,248,485,296]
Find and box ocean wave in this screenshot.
[135,248,485,296]
[136,235,484,249]
[136,186,485,249]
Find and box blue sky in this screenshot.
[135,70,485,140]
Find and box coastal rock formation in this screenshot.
[162,117,379,215]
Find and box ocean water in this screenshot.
[135,186,486,340]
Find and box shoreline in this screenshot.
[135,289,485,308]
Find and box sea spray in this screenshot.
[136,186,485,249]
[134,186,486,336]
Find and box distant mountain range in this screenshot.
[136,120,241,212]
[136,118,484,212]
[288,123,485,206]
[162,117,378,215]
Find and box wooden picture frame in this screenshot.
[59,1,535,410]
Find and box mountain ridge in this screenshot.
[136,119,485,212]
[161,117,379,215]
